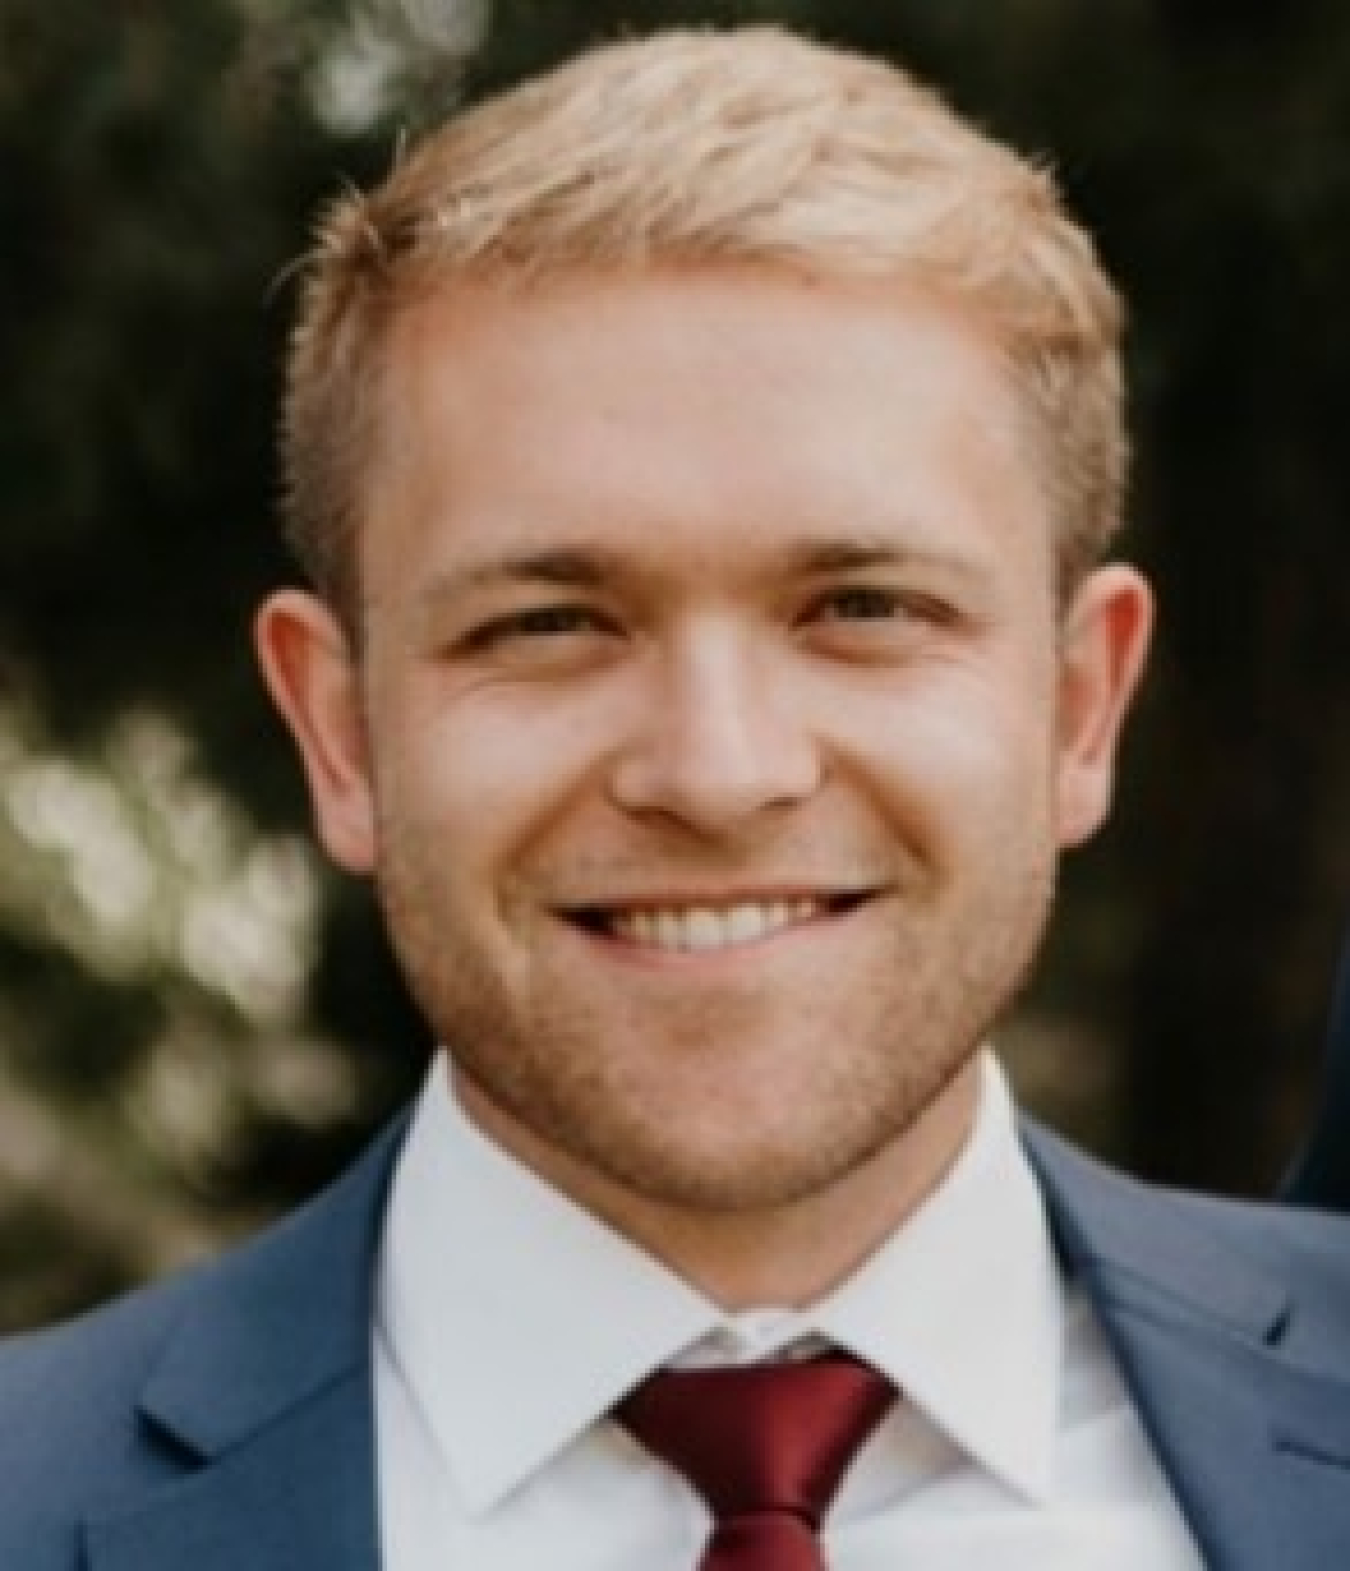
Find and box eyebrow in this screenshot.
[416,531,978,612]
[786,540,933,575]
[420,549,615,608]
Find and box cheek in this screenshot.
[371,684,623,848]
[842,675,1058,847]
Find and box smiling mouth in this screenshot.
[567,893,874,954]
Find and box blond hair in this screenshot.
[282,27,1125,619]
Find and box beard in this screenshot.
[372,823,1056,1217]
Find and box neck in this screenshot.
[451,1057,981,1310]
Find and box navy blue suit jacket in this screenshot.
[4,1117,1350,1569]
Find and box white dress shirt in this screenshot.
[374,1054,1204,1568]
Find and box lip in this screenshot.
[556,886,883,963]
[554,883,882,911]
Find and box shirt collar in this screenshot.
[376,1051,1061,1514]
[811,1055,1062,1502]
[376,1061,717,1514]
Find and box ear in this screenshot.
[254,590,377,873]
[1054,563,1154,848]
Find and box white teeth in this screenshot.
[608,900,826,952]
[724,905,766,944]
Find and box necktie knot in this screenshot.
[617,1353,893,1568]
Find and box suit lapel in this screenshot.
[84,1118,408,1571]
[1026,1122,1350,1570]
[83,1372,379,1571]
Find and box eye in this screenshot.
[465,603,613,648]
[814,585,907,622]
[800,582,961,656]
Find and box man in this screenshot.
[3,27,1349,1570]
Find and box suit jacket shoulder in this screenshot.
[0,1266,193,1561]
[0,1120,403,1570]
[1028,1120,1350,1353]
[1026,1121,1350,1568]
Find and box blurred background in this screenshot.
[1,0,1348,1332]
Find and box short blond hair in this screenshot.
[282,27,1126,619]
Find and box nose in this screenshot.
[608,630,822,834]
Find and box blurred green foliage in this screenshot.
[1,0,1347,1332]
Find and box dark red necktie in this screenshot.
[616,1354,894,1569]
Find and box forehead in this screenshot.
[365,268,1050,593]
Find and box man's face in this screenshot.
[259,269,1148,1222]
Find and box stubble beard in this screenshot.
[373,835,1057,1218]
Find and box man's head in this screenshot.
[280,27,1126,627]
[257,29,1151,1297]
